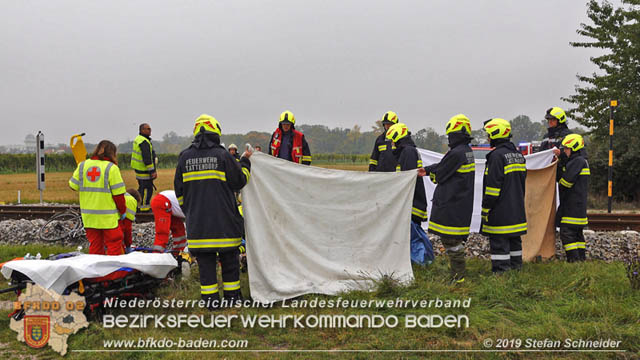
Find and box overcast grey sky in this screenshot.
[0,1,610,146]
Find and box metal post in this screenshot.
[36,131,45,204]
[608,100,617,213]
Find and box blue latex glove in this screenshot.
[120,213,126,220]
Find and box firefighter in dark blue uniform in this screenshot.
[175,114,252,308]
[369,111,399,172]
[387,123,432,264]
[419,114,475,283]
[541,107,572,153]
[481,118,527,273]
[556,134,590,262]
[387,123,428,224]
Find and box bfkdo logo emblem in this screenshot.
[24,315,50,348]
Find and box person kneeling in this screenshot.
[150,190,187,253]
[120,188,141,253]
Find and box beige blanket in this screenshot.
[522,161,558,261]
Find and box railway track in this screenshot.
[1,205,638,231]
[586,213,640,231]
[0,205,154,223]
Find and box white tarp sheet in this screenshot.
[418,148,556,232]
[242,152,417,304]
[1,252,177,294]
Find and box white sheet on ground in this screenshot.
[418,148,556,233]
[1,252,177,294]
[241,152,416,304]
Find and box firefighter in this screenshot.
[481,118,527,273]
[268,110,312,165]
[541,107,571,155]
[131,123,157,211]
[387,123,433,264]
[418,114,475,283]
[150,190,187,253]
[369,111,399,172]
[120,188,141,252]
[69,140,127,255]
[175,114,252,308]
[228,144,240,161]
[556,134,589,262]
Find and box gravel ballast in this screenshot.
[0,219,638,262]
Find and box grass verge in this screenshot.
[0,244,637,359]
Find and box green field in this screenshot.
[3,165,637,211]
[0,245,638,359]
[0,164,368,204]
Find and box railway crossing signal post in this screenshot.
[608,100,617,214]
[36,131,45,204]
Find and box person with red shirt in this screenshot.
[268,110,311,165]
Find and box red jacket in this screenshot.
[269,128,311,165]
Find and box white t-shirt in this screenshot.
[159,190,185,219]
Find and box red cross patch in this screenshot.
[86,166,101,182]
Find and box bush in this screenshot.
[587,135,640,202]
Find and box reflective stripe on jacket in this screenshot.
[481,141,527,236]
[269,128,312,165]
[131,135,155,179]
[69,159,126,229]
[175,132,250,253]
[427,143,475,238]
[556,151,589,228]
[395,136,428,223]
[124,193,138,222]
[369,133,397,172]
[540,125,571,151]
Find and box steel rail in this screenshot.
[0,205,154,223]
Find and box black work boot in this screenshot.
[578,248,586,261]
[203,295,221,311]
[223,291,244,308]
[566,249,579,263]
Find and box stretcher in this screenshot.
[0,248,190,319]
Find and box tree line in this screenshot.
[112,114,550,156]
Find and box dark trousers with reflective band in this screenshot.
[489,236,522,273]
[560,226,586,262]
[441,237,466,279]
[195,249,241,303]
[137,179,154,211]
